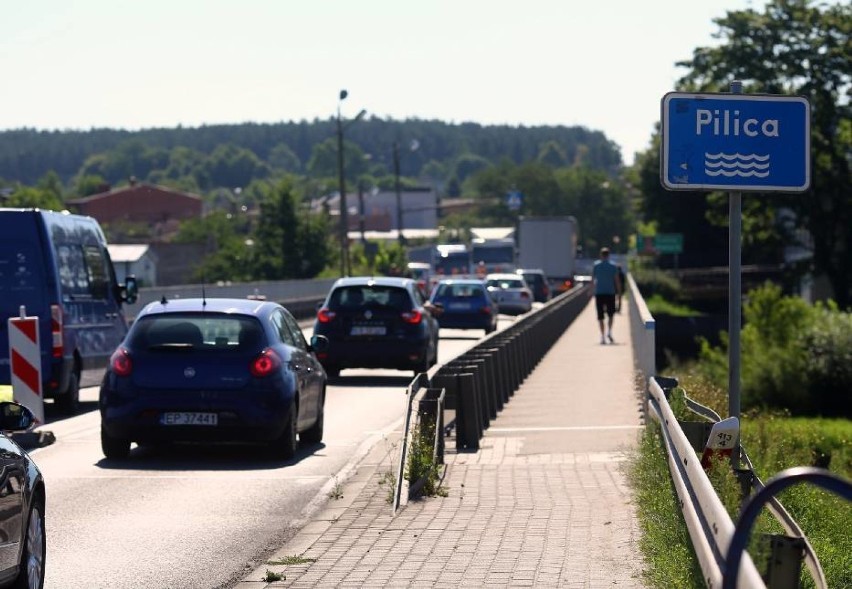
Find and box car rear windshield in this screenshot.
[434,283,485,299]
[128,314,265,351]
[328,286,413,311]
[487,278,525,289]
[521,273,545,286]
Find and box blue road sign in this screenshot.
[661,92,810,192]
[506,190,523,210]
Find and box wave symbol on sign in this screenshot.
[704,152,770,178]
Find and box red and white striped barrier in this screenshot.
[8,306,44,423]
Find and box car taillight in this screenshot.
[50,304,63,358]
[250,348,282,377]
[317,308,336,323]
[110,348,132,377]
[401,309,423,324]
[480,306,492,315]
[521,291,530,299]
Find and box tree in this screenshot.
[203,144,269,191]
[252,179,330,280]
[174,211,253,282]
[675,0,852,307]
[268,143,302,173]
[5,185,64,210]
[306,138,368,185]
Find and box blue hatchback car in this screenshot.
[99,298,328,460]
[429,279,498,335]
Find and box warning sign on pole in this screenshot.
[700,416,739,470]
[8,307,44,423]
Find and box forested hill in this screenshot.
[0,118,622,186]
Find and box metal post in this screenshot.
[728,79,743,468]
[357,181,366,243]
[336,104,349,277]
[393,141,404,245]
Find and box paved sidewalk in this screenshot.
[236,299,647,588]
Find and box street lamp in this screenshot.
[393,139,419,246]
[336,89,366,277]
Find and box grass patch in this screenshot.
[644,294,702,317]
[267,555,317,566]
[262,569,283,582]
[629,424,704,588]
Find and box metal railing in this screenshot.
[648,377,766,588]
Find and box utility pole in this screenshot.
[335,90,366,276]
[393,141,404,246]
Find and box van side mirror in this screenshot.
[121,276,139,304]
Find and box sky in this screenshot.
[1,0,761,166]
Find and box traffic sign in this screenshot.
[637,233,683,255]
[506,190,523,211]
[661,92,810,192]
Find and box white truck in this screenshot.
[517,216,578,292]
[469,227,516,274]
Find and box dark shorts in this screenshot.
[595,295,616,320]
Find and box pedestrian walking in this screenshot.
[592,247,622,344]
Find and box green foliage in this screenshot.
[307,138,368,184]
[630,266,683,301]
[5,185,64,210]
[675,0,852,308]
[468,160,636,254]
[697,282,851,416]
[405,419,443,498]
[252,179,328,280]
[73,174,109,197]
[644,294,701,318]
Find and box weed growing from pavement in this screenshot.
[262,569,284,582]
[378,470,396,505]
[268,555,317,566]
[405,419,444,498]
[327,476,343,500]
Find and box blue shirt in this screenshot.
[593,260,618,295]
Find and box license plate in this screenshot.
[448,302,471,310]
[351,325,386,336]
[161,412,218,426]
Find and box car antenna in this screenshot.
[160,295,168,305]
[201,272,207,308]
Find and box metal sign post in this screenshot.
[661,83,811,469]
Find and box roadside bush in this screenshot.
[801,306,852,416]
[630,265,683,302]
[696,282,851,417]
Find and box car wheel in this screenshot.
[13,493,45,589]
[101,426,131,460]
[300,390,324,445]
[54,371,80,415]
[272,399,298,460]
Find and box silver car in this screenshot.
[485,273,533,315]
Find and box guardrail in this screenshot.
[648,377,766,588]
[391,283,593,512]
